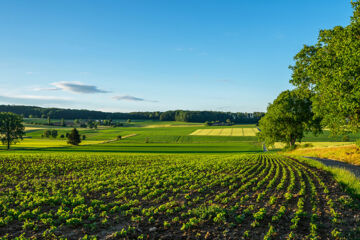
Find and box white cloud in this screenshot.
[33,87,60,91]
[0,94,72,104]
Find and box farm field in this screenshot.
[190,127,259,137]
[0,153,359,239]
[4,120,359,153]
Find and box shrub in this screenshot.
[301,143,314,148]
[342,135,350,142]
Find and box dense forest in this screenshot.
[0,105,264,124]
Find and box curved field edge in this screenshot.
[0,153,360,239]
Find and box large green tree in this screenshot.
[0,112,25,150]
[290,1,360,134]
[258,90,321,148]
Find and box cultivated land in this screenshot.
[1,153,360,239]
[190,127,259,137]
[1,120,360,239]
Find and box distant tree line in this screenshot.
[0,105,161,120]
[159,111,264,124]
[0,105,264,124]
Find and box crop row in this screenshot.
[0,153,359,239]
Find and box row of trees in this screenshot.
[0,105,161,121]
[0,105,264,124]
[159,110,264,123]
[42,129,86,141]
[258,1,360,147]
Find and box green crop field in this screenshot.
[0,153,359,239]
[1,120,360,239]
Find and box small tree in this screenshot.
[44,130,51,138]
[51,130,58,138]
[82,135,86,140]
[87,120,98,129]
[60,134,64,139]
[47,116,51,125]
[67,128,81,145]
[117,135,122,140]
[127,119,131,123]
[0,112,25,150]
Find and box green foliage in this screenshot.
[257,90,321,147]
[290,1,360,134]
[0,153,359,238]
[87,120,98,129]
[51,130,58,138]
[356,139,360,148]
[67,128,81,145]
[0,112,25,150]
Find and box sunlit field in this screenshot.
[1,153,359,239]
[190,127,259,137]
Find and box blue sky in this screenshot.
[0,0,354,112]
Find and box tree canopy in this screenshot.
[67,128,81,146]
[289,1,360,134]
[0,112,25,150]
[257,90,321,148]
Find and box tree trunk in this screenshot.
[289,138,296,147]
[7,140,10,150]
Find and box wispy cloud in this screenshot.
[113,95,157,102]
[0,94,72,104]
[26,72,35,75]
[36,81,109,94]
[33,87,60,91]
[52,82,109,94]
